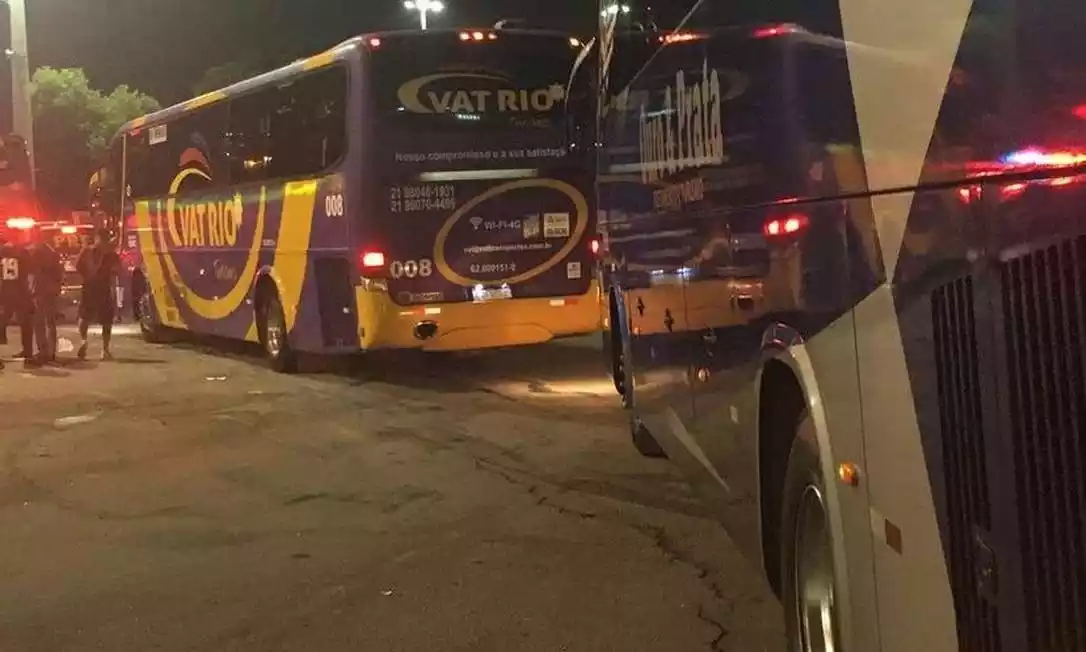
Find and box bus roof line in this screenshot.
[115,37,364,141]
[360,27,573,39]
[115,26,579,144]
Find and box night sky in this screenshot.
[27,0,596,104]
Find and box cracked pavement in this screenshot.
[0,329,784,651]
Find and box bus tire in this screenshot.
[780,413,841,652]
[609,293,633,409]
[258,291,298,374]
[631,415,667,459]
[135,281,167,344]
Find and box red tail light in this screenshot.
[763,214,809,238]
[589,236,601,256]
[358,249,387,275]
[1001,182,1027,200]
[753,24,798,39]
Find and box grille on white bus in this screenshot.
[1000,234,1086,652]
[932,276,1001,652]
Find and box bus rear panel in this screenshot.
[354,30,600,352]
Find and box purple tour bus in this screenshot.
[104,28,600,372]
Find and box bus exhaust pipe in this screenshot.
[414,321,438,341]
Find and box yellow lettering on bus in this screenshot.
[207,201,222,246]
[180,204,193,246]
[225,194,242,246]
[195,203,208,247]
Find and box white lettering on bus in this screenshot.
[414,84,563,114]
[638,58,726,184]
[428,88,560,113]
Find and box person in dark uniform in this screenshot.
[0,233,41,369]
[75,228,120,361]
[32,237,63,362]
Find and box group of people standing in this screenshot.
[0,227,119,370]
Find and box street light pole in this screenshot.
[5,0,34,188]
[403,0,444,31]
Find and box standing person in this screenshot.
[0,233,40,368]
[0,233,7,370]
[31,237,63,362]
[75,228,120,361]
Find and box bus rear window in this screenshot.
[369,34,579,132]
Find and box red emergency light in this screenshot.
[5,216,35,230]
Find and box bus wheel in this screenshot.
[136,285,166,344]
[780,415,841,652]
[259,292,298,373]
[606,294,630,408]
[631,415,667,459]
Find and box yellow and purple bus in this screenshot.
[103,28,600,371]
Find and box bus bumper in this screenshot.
[356,281,602,352]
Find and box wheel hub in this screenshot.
[265,308,284,357]
[139,292,154,332]
[794,485,839,652]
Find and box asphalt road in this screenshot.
[0,327,784,652]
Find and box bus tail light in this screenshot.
[459,30,495,41]
[590,236,601,256]
[358,249,388,275]
[763,214,809,238]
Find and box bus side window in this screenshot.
[125,132,156,199]
[266,65,348,180]
[226,88,274,185]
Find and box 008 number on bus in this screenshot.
[389,259,434,279]
[325,194,345,217]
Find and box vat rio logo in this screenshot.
[140,131,270,321]
[397,72,566,114]
[164,138,244,249]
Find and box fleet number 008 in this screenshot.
[389,259,433,279]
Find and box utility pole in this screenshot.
[5,0,34,188]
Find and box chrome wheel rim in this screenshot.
[265,304,284,357]
[794,485,839,652]
[139,292,154,333]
